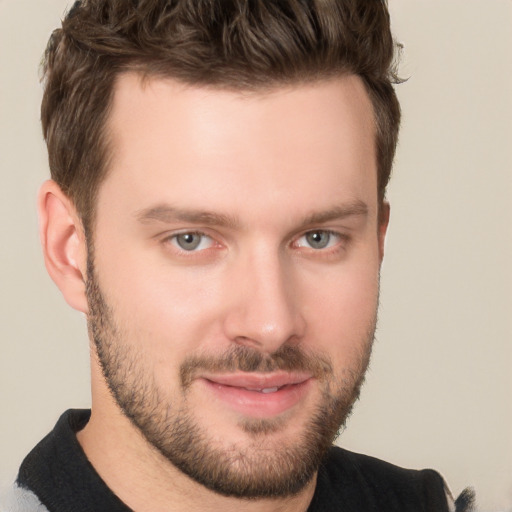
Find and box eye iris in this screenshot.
[306,231,330,249]
[176,233,201,250]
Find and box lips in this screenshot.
[203,371,311,389]
[198,372,313,418]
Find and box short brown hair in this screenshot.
[41,0,401,231]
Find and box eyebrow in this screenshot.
[300,201,369,226]
[136,200,368,229]
[136,205,240,229]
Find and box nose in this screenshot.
[222,248,306,353]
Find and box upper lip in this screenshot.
[200,372,312,390]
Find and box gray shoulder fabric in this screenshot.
[0,483,49,512]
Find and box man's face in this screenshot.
[86,74,385,497]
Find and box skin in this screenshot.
[39,74,389,512]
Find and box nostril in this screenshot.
[233,336,262,349]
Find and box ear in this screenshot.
[378,201,390,262]
[38,180,89,314]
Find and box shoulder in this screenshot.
[0,482,49,512]
[310,446,472,512]
[325,445,446,488]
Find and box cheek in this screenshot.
[300,256,380,359]
[93,241,224,357]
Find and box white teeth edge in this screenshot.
[244,387,280,393]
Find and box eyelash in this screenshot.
[165,231,217,253]
[161,229,348,256]
[293,230,344,250]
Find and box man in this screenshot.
[1,1,474,511]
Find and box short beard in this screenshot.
[85,251,375,499]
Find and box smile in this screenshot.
[198,372,313,418]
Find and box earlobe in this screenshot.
[38,180,89,314]
[378,201,390,262]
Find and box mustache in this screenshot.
[180,344,333,389]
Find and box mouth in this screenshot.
[198,372,313,418]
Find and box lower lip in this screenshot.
[200,378,312,418]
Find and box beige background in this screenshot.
[1,1,511,510]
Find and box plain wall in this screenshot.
[1,1,511,510]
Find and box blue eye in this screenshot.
[296,230,340,250]
[171,232,213,251]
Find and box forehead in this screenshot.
[100,73,377,223]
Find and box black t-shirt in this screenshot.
[17,409,463,512]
